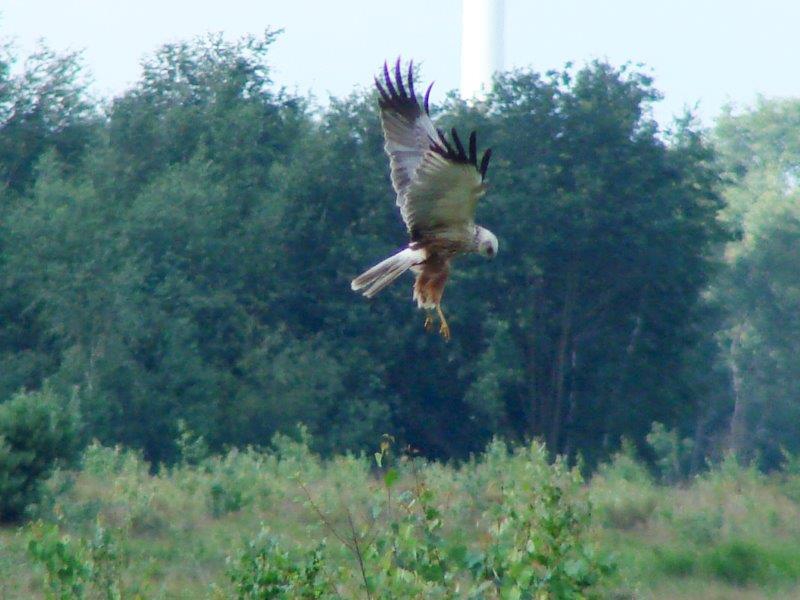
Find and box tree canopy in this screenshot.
[5,31,792,471]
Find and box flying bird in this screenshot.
[351,59,498,341]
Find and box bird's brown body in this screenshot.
[411,249,451,310]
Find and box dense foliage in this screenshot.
[0,32,752,473]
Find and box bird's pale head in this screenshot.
[475,226,499,259]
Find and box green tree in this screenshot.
[714,98,800,466]
[436,64,727,461]
[0,387,83,521]
[5,33,393,462]
[0,40,97,403]
[0,33,731,468]
[0,43,95,195]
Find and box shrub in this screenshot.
[670,510,723,546]
[645,422,694,483]
[175,419,209,467]
[696,539,800,586]
[591,441,659,530]
[0,387,83,522]
[703,539,765,585]
[75,442,168,534]
[596,439,653,485]
[780,448,800,503]
[227,528,332,599]
[27,519,127,599]
[466,441,616,598]
[81,442,132,478]
[205,447,272,517]
[267,438,617,598]
[654,546,697,578]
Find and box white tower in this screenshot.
[460,0,505,100]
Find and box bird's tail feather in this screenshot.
[351,247,425,298]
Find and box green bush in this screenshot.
[654,546,697,578]
[233,438,618,598]
[696,539,800,586]
[670,510,723,546]
[703,539,765,585]
[206,448,269,517]
[590,441,659,530]
[66,442,168,534]
[645,422,694,483]
[175,419,210,467]
[0,387,83,522]
[779,448,800,504]
[27,519,127,599]
[227,529,331,599]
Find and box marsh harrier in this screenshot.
[351,59,497,341]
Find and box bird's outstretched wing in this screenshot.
[375,59,492,239]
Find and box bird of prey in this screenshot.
[351,59,498,341]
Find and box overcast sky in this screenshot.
[2,0,798,128]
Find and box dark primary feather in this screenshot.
[423,82,433,115]
[375,76,390,103]
[375,58,422,121]
[478,149,492,179]
[451,128,466,160]
[429,128,492,181]
[394,59,407,97]
[468,131,477,164]
[374,58,493,182]
[407,61,416,99]
[435,128,455,156]
[383,61,397,98]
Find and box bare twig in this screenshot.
[297,479,352,551]
[298,478,374,599]
[345,506,373,600]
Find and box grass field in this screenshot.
[2,433,800,598]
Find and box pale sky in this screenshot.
[2,0,799,128]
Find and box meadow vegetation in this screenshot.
[1,427,799,598]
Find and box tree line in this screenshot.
[0,31,796,470]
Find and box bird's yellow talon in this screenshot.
[435,304,450,341]
[424,314,434,332]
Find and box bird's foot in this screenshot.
[424,314,434,332]
[435,304,450,341]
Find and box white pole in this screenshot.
[460,0,505,100]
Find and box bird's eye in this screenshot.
[486,246,495,257]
